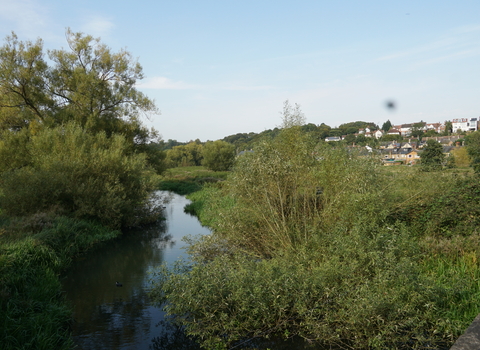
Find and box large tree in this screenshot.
[202,140,235,171]
[0,31,164,225]
[444,121,453,135]
[381,120,392,132]
[420,139,445,171]
[0,30,163,170]
[465,131,480,173]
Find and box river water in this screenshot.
[62,192,319,350]
[62,192,209,349]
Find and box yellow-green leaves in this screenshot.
[0,123,159,228]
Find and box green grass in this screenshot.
[163,165,229,180]
[160,166,228,195]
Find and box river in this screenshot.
[62,191,320,350]
[62,192,208,349]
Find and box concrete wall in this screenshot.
[450,314,480,349]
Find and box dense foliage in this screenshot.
[0,123,160,228]
[165,141,204,168]
[420,139,445,171]
[152,125,480,349]
[202,140,236,171]
[0,30,164,349]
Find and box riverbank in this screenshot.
[0,166,222,350]
[62,192,211,349]
[0,216,121,350]
[159,166,228,195]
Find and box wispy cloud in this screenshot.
[0,0,49,38]
[412,48,480,68]
[138,76,197,90]
[80,15,115,38]
[376,24,480,66]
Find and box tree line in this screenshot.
[165,119,455,162]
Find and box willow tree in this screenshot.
[0,30,164,172]
[0,31,164,225]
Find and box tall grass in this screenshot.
[159,165,228,195]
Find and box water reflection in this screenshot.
[62,192,211,350]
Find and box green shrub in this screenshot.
[159,180,202,195]
[152,224,455,349]
[35,216,120,267]
[0,123,160,228]
[204,126,385,257]
[406,177,480,238]
[0,239,72,350]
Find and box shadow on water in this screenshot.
[62,192,327,350]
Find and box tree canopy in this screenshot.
[381,119,392,132]
[0,30,164,226]
[420,139,445,171]
[0,30,159,150]
[202,140,235,171]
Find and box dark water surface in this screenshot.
[62,192,210,350]
[62,192,321,350]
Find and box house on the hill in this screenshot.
[425,122,445,133]
[387,128,401,136]
[325,136,342,142]
[374,130,384,139]
[381,148,421,165]
[452,118,478,133]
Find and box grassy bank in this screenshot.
[159,166,228,195]
[0,215,121,350]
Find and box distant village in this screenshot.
[325,117,478,165]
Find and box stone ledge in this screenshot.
[450,314,480,350]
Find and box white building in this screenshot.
[374,129,384,139]
[452,118,478,133]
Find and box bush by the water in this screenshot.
[0,123,160,229]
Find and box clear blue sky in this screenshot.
[1,0,479,142]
